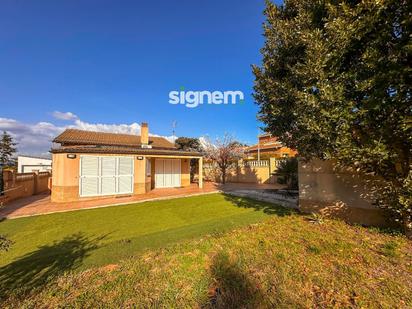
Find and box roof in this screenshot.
[245,136,283,153]
[53,129,175,149]
[50,145,202,157]
[17,154,52,160]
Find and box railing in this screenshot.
[243,160,268,167]
[273,158,287,168]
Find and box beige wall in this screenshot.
[226,165,275,184]
[204,159,281,184]
[51,153,149,202]
[298,159,391,227]
[51,154,193,202]
[181,158,190,186]
[0,170,51,204]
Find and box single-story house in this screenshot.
[17,155,52,173]
[50,123,203,202]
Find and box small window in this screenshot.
[282,153,289,158]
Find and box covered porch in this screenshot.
[145,155,203,190]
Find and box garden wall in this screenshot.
[204,158,285,184]
[298,159,391,227]
[0,170,51,205]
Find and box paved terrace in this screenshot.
[0,182,284,219]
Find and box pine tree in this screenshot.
[0,131,17,166]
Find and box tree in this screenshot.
[276,158,298,190]
[0,131,17,166]
[203,134,244,184]
[175,137,201,152]
[253,0,411,237]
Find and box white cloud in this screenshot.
[0,118,65,157]
[0,112,178,156]
[52,111,79,121]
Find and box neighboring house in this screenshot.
[245,133,297,159]
[17,155,52,173]
[50,123,203,202]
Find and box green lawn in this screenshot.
[0,193,287,300]
[1,194,411,307]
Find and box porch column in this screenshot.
[198,157,203,188]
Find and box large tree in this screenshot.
[253,0,411,236]
[0,131,17,166]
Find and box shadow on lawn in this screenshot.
[223,193,294,216]
[0,232,107,300]
[205,252,267,308]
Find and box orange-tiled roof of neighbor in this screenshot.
[53,129,176,149]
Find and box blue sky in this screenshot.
[0,0,281,155]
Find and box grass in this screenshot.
[1,194,412,307]
[0,194,288,299]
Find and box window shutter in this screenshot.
[80,156,134,197]
[81,156,99,176]
[101,157,116,176]
[118,157,133,175]
[118,157,133,193]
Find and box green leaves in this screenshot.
[253,0,412,235]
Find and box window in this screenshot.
[80,156,134,197]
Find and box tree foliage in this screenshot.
[0,131,17,166]
[253,0,412,236]
[203,134,244,184]
[175,137,202,152]
[276,158,299,190]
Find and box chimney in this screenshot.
[141,122,149,146]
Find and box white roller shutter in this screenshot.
[101,157,117,195]
[80,156,100,196]
[118,157,133,193]
[155,159,181,188]
[80,156,134,197]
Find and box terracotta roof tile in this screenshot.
[53,129,175,149]
[50,145,201,157]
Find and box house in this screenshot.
[245,133,297,159]
[50,123,203,202]
[17,155,52,173]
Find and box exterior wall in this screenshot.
[227,165,274,184]
[0,170,51,204]
[51,153,148,203]
[204,159,285,184]
[298,159,390,227]
[181,158,190,187]
[17,156,52,173]
[51,154,194,202]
